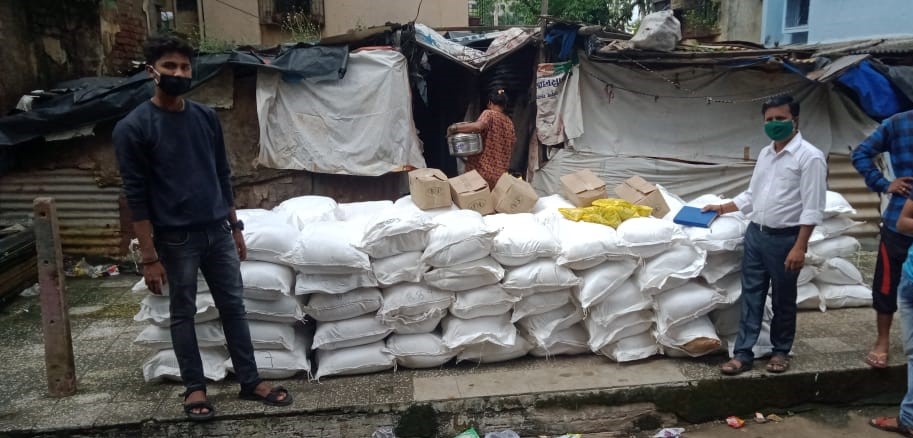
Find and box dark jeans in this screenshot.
[155,221,261,394]
[733,223,800,364]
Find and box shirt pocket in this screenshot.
[775,161,802,201]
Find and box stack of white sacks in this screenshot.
[134,187,874,382]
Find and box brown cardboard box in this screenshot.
[492,174,539,214]
[560,169,607,207]
[449,170,494,215]
[409,168,452,210]
[614,176,670,218]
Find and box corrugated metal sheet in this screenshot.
[828,154,880,250]
[0,169,123,257]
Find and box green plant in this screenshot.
[280,8,321,42]
[683,0,720,31]
[187,27,236,53]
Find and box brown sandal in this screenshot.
[766,354,789,373]
[720,359,752,376]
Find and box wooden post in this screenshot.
[33,197,76,397]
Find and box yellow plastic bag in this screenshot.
[559,198,652,228]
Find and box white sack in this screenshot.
[686,216,747,253]
[423,257,505,292]
[817,283,872,309]
[134,293,218,327]
[588,280,652,326]
[294,271,378,295]
[586,310,654,351]
[824,191,856,218]
[797,282,824,312]
[656,316,721,358]
[574,259,639,309]
[597,332,660,362]
[808,236,861,261]
[244,295,305,323]
[518,303,583,345]
[724,322,775,359]
[257,50,426,176]
[798,265,820,286]
[654,281,725,328]
[314,341,395,380]
[312,314,393,351]
[273,196,338,230]
[378,283,453,322]
[815,258,865,285]
[360,209,435,258]
[241,261,295,300]
[384,333,457,369]
[636,244,707,293]
[528,324,590,358]
[336,200,394,222]
[387,308,447,335]
[422,210,498,267]
[394,195,458,218]
[501,260,580,297]
[237,209,300,264]
[711,272,743,305]
[543,217,631,269]
[301,288,383,322]
[441,313,517,349]
[131,276,209,297]
[143,348,228,383]
[484,213,561,266]
[617,217,686,258]
[280,221,371,274]
[512,289,572,322]
[134,321,225,350]
[247,320,297,351]
[373,251,427,286]
[532,194,575,215]
[628,10,681,52]
[450,285,520,319]
[457,337,532,364]
[810,216,861,242]
[701,251,742,284]
[228,329,313,379]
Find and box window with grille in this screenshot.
[258,0,324,25]
[782,0,809,45]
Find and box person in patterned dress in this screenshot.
[448,89,517,187]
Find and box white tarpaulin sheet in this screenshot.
[569,56,877,161]
[256,50,426,175]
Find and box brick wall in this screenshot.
[104,0,148,74]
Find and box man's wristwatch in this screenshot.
[230,220,245,232]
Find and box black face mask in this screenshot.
[151,68,192,96]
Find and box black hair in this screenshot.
[761,95,800,117]
[488,89,509,108]
[143,34,194,66]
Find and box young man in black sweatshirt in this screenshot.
[114,35,292,421]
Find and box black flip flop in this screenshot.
[239,385,294,407]
[182,389,215,422]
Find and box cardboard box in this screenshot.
[449,170,494,215]
[560,169,608,207]
[492,174,539,214]
[614,176,670,218]
[409,168,452,210]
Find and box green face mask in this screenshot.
[764,120,795,141]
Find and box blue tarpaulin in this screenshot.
[837,60,912,120]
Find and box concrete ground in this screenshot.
[685,404,899,437]
[0,251,907,437]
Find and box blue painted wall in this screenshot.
[762,0,913,47]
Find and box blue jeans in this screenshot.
[733,223,800,364]
[899,274,913,426]
[155,221,261,394]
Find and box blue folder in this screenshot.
[673,206,719,228]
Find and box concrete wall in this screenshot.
[762,0,913,47]
[201,0,262,45]
[323,0,467,36]
[718,0,763,43]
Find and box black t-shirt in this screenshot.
[113,99,233,230]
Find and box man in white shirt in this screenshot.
[704,95,827,375]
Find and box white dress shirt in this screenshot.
[732,132,827,228]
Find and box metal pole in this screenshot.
[33,197,76,397]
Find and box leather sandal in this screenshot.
[239,385,293,407]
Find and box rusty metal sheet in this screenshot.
[0,169,123,257]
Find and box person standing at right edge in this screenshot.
[703,95,827,375]
[851,109,913,369]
